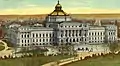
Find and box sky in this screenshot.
[0,0,120,15]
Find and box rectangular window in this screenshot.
[39,39,41,42]
[46,39,48,42]
[28,40,29,43]
[21,35,23,38]
[53,34,54,37]
[22,40,23,43]
[43,39,44,42]
[39,34,41,37]
[50,34,51,37]
[33,39,34,42]
[24,34,26,38]
[43,34,44,37]
[25,40,26,43]
[33,33,34,37]
[101,32,103,35]
[36,39,38,42]
[89,32,91,35]
[36,34,38,37]
[27,34,29,38]
[46,34,48,37]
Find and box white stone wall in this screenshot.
[46,16,71,22]
[104,25,117,43]
[57,22,89,44]
[7,22,117,47]
[88,27,105,44]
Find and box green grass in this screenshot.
[0,55,73,66]
[0,42,5,51]
[65,54,120,66]
[0,46,5,51]
[2,40,14,47]
[0,42,4,45]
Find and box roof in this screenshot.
[48,0,69,16]
[15,25,54,32]
[89,26,105,30]
[49,10,68,16]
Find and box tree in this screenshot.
[109,43,119,53]
[59,43,75,56]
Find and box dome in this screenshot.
[49,0,69,16]
[50,10,68,16]
[55,4,62,8]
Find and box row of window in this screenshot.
[61,33,82,37]
[32,39,55,42]
[89,41,103,43]
[61,30,82,33]
[60,24,88,28]
[32,33,54,38]
[89,32,103,36]
[109,32,115,35]
[108,37,116,40]
[21,33,55,38]
[21,39,55,43]
[20,43,52,46]
[89,37,104,40]
[60,38,87,42]
[21,34,29,38]
[60,30,87,37]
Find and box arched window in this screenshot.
[73,39,75,42]
[78,48,80,50]
[24,34,26,38]
[33,39,34,42]
[66,38,68,42]
[77,38,79,42]
[33,33,34,37]
[28,40,29,43]
[36,34,38,37]
[27,34,29,38]
[70,39,71,42]
[25,40,26,43]
[22,40,23,43]
[50,34,51,37]
[22,44,23,47]
[36,39,38,42]
[39,43,41,45]
[46,34,48,37]
[39,34,41,37]
[61,40,63,43]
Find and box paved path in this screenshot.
[42,51,112,66]
[0,40,14,58]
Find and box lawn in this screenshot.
[0,45,5,51]
[0,42,5,51]
[65,53,120,66]
[0,55,73,66]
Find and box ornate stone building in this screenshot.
[7,0,117,47]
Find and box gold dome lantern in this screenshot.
[49,0,69,16]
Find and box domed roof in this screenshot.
[55,1,62,8]
[49,0,69,16]
[50,10,68,16]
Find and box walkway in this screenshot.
[42,51,112,66]
[0,40,14,58]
